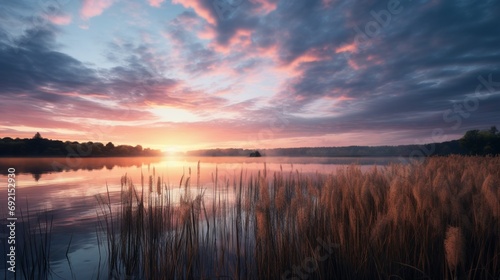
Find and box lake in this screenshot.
[0,156,401,279]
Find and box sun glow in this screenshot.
[164,146,181,156]
[150,107,203,123]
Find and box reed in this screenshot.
[97,156,500,279]
[14,206,55,280]
[444,226,465,278]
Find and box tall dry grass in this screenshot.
[98,156,500,279]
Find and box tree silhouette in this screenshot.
[0,137,160,157]
[105,142,115,149]
[460,127,500,155]
[249,151,262,157]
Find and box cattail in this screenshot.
[275,185,287,212]
[157,176,162,194]
[179,203,191,226]
[411,182,425,211]
[444,226,465,272]
[433,172,449,190]
[256,209,268,240]
[258,177,270,209]
[459,170,475,199]
[290,194,302,214]
[387,179,402,223]
[297,207,308,232]
[481,175,500,218]
[307,178,320,197]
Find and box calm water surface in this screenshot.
[0,156,400,279]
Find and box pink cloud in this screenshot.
[211,28,253,54]
[172,0,217,25]
[45,14,72,25]
[348,59,360,70]
[148,0,165,7]
[229,29,252,46]
[250,0,277,13]
[80,0,115,19]
[366,55,384,65]
[277,49,326,76]
[335,42,357,54]
[197,25,217,40]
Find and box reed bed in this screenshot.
[1,206,56,280]
[98,156,500,279]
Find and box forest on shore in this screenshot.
[1,127,499,157]
[0,133,161,157]
[187,127,500,157]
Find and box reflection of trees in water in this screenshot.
[32,173,42,181]
[0,157,162,180]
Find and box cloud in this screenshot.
[172,0,218,25]
[2,0,500,148]
[45,13,72,25]
[80,0,115,19]
[270,1,500,117]
[148,0,165,8]
[0,23,232,138]
[249,0,278,13]
[41,5,73,26]
[161,0,500,144]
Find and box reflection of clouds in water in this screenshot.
[0,156,404,278]
[49,232,104,280]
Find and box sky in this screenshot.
[0,0,499,152]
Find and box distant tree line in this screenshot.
[262,141,466,157]
[186,148,258,157]
[0,133,162,157]
[187,142,465,157]
[186,127,500,157]
[460,126,500,155]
